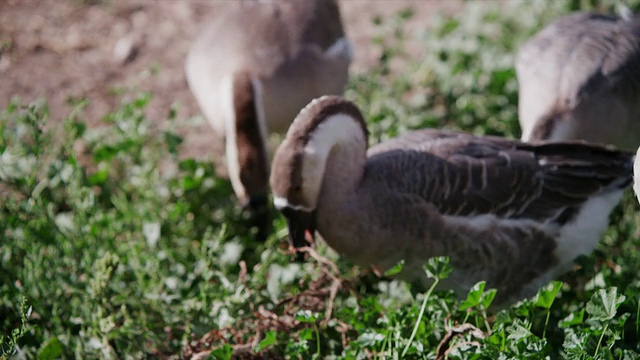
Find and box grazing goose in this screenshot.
[185,0,352,222]
[516,11,640,150]
[270,96,633,305]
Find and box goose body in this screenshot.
[270,96,633,305]
[185,0,352,211]
[516,11,640,150]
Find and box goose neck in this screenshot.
[224,73,269,202]
[299,112,368,211]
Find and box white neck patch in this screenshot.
[299,113,365,206]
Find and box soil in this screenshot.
[0,0,464,160]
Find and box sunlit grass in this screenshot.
[2,0,640,358]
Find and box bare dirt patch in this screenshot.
[0,0,463,161]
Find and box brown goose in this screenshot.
[516,11,640,150]
[270,96,633,305]
[185,0,352,221]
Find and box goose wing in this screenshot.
[366,129,633,224]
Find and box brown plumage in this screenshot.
[185,0,352,222]
[271,96,633,306]
[517,11,640,150]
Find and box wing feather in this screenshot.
[365,130,632,224]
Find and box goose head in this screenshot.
[270,96,368,252]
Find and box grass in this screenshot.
[3,0,640,358]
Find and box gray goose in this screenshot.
[185,0,352,221]
[516,11,640,150]
[270,96,633,306]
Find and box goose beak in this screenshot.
[281,207,316,259]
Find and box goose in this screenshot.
[185,0,353,224]
[270,95,633,306]
[516,11,640,150]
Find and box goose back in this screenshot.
[517,12,640,150]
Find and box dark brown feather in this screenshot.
[233,73,270,199]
